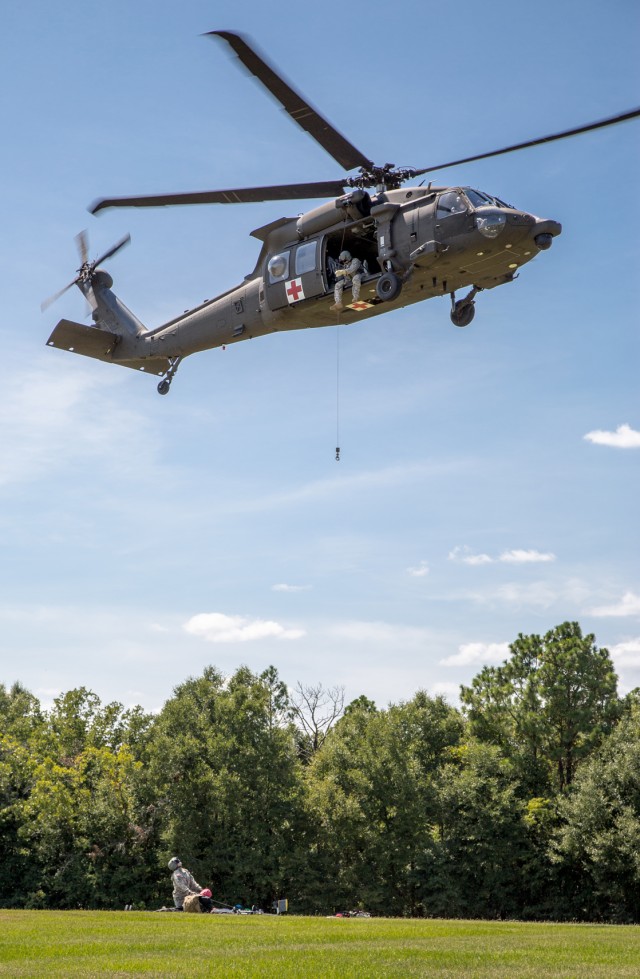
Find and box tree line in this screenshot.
[1,621,639,921]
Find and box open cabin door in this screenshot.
[265,239,326,311]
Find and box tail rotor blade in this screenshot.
[40,277,79,312]
[94,233,131,267]
[41,232,131,313]
[75,230,89,266]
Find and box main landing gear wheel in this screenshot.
[450,287,481,327]
[376,271,402,302]
[157,379,171,395]
[450,300,476,328]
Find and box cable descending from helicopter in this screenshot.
[335,322,341,464]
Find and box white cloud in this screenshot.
[608,638,640,666]
[449,546,555,566]
[449,546,493,565]
[591,592,640,618]
[271,583,311,593]
[499,549,556,564]
[440,641,510,667]
[184,612,305,643]
[584,424,640,449]
[407,560,430,577]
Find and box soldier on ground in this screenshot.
[168,856,204,910]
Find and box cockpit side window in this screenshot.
[436,191,468,218]
[465,188,513,209]
[465,188,495,208]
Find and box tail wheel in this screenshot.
[376,272,402,302]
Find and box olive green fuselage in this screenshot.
[115,185,559,366]
[48,185,560,379]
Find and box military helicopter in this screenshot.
[43,31,640,396]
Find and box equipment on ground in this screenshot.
[43,31,640,396]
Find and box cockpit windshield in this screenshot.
[464,188,513,210]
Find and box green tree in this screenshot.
[148,665,303,907]
[303,692,464,915]
[19,743,156,908]
[47,688,151,758]
[0,734,39,905]
[0,682,44,744]
[430,739,542,919]
[3,686,160,909]
[461,622,620,791]
[552,701,640,922]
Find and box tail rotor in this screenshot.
[41,231,131,312]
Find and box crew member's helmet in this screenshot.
[168,857,182,871]
[339,250,351,263]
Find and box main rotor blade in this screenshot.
[89,181,348,214]
[413,106,640,176]
[208,31,373,173]
[93,233,131,266]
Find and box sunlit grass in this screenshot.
[1,911,638,977]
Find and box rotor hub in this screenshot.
[346,164,418,191]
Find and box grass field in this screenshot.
[1,911,638,978]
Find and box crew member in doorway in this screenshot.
[330,250,363,311]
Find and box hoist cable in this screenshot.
[335,323,340,462]
[333,218,348,461]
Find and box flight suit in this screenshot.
[171,867,202,909]
[334,257,364,306]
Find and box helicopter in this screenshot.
[43,31,640,396]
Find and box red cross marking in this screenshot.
[286,278,304,302]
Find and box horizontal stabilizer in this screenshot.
[47,319,170,376]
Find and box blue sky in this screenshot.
[2,0,639,712]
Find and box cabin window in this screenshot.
[267,252,290,283]
[295,241,317,276]
[436,191,467,218]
